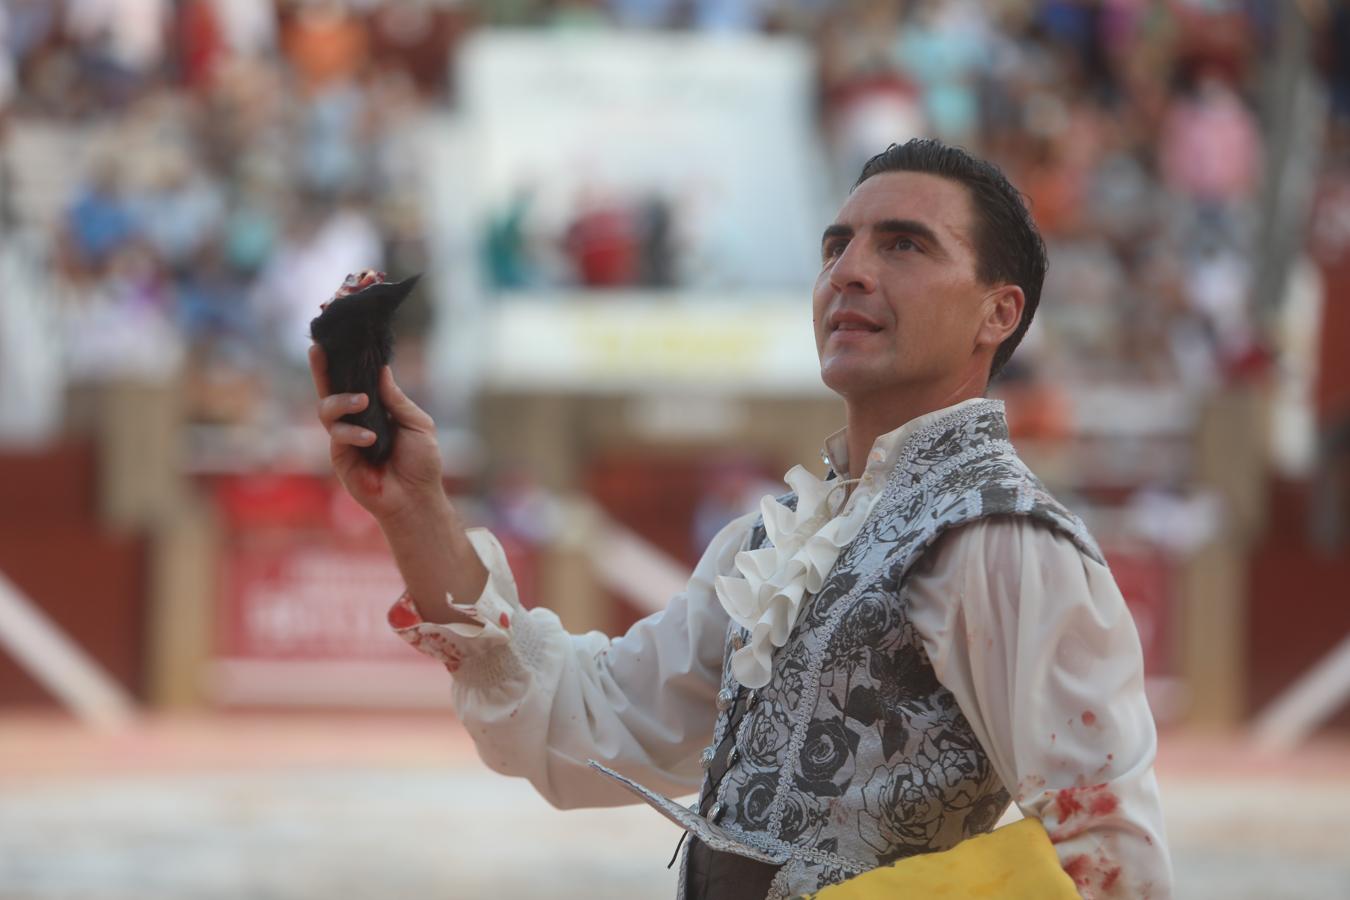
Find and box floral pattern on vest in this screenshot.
[591,399,1107,899]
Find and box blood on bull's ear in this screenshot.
[309,274,421,465]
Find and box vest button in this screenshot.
[716,687,736,711]
[709,801,725,822]
[700,746,715,769]
[727,745,739,766]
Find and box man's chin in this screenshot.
[819,363,887,398]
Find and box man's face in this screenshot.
[812,171,999,400]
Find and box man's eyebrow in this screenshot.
[820,219,945,249]
[821,223,853,246]
[872,218,943,248]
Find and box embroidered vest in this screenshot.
[592,400,1107,899]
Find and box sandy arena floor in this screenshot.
[0,713,1347,899]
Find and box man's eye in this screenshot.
[891,237,918,252]
[822,242,846,261]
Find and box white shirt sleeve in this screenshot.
[387,511,760,810]
[906,517,1174,900]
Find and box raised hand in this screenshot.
[309,345,445,526]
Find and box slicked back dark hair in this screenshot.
[854,139,1047,383]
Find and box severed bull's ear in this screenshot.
[309,274,422,465]
[310,274,419,335]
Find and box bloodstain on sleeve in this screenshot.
[1061,848,1123,898]
[1015,773,1047,802]
[387,594,470,672]
[499,612,511,629]
[387,595,424,630]
[1081,709,1098,726]
[1047,782,1129,895]
[1102,866,1122,891]
[415,630,464,670]
[1051,782,1120,827]
[1063,853,1092,883]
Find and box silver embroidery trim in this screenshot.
[766,862,794,900]
[710,644,756,822]
[763,433,1017,838]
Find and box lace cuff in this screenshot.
[386,527,520,673]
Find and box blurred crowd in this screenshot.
[0,0,1347,430]
[1,0,454,423]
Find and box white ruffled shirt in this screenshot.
[389,398,1173,899]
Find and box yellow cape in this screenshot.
[798,818,1080,899]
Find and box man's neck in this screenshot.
[841,384,986,480]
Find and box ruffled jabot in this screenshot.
[713,465,878,689]
[712,398,998,689]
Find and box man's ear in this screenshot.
[976,284,1025,351]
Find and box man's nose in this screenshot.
[828,241,877,295]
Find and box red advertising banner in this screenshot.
[208,473,447,707]
[218,534,410,662]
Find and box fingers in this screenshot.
[331,422,377,447]
[308,344,332,399]
[318,391,368,427]
[311,341,369,427]
[379,366,435,431]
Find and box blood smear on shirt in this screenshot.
[1054,783,1119,822]
[1063,852,1122,894]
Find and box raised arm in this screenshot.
[311,345,751,808]
[310,344,484,625]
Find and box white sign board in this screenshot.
[484,293,828,394]
[457,31,831,291]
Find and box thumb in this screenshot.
[379,366,435,431]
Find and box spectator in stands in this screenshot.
[61,159,140,275]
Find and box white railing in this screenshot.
[1253,631,1350,751]
[0,570,137,729]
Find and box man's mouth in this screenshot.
[829,311,884,334]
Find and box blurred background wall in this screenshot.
[0,0,1347,743]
